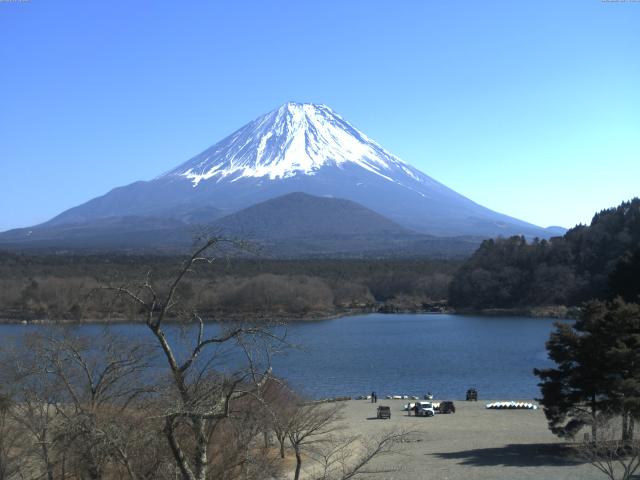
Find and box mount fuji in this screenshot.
[0,102,562,254]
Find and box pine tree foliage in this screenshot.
[535,299,640,441]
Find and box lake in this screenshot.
[0,313,562,401]
[270,313,560,400]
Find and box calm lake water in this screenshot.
[0,313,562,401]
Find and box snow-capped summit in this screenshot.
[14,102,560,242]
[161,102,424,189]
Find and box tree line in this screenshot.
[449,198,640,310]
[0,254,459,322]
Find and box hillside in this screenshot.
[449,198,640,310]
[213,192,411,239]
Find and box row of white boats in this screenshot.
[386,395,427,400]
[356,395,539,410]
[485,401,538,410]
[356,394,433,400]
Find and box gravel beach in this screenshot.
[320,399,604,480]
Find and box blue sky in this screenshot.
[1,0,638,231]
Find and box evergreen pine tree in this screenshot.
[534,299,640,442]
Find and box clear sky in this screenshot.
[1,0,638,231]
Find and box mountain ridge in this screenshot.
[0,192,482,258]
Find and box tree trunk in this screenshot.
[120,451,139,480]
[591,395,598,443]
[164,418,196,480]
[86,460,101,480]
[622,412,635,444]
[275,431,286,458]
[193,417,208,480]
[39,428,54,480]
[42,446,54,480]
[623,411,629,442]
[293,446,302,480]
[60,451,67,480]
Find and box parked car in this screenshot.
[416,401,435,417]
[439,401,456,414]
[377,406,391,419]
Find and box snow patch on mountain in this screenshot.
[162,102,421,187]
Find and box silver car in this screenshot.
[416,401,435,417]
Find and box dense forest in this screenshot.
[0,253,460,322]
[449,198,640,310]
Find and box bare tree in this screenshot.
[580,415,640,480]
[2,328,184,480]
[307,430,408,480]
[0,392,27,480]
[287,403,345,480]
[0,338,62,480]
[260,378,300,459]
[10,365,61,480]
[46,332,156,480]
[0,330,159,480]
[205,394,283,480]
[106,237,283,480]
[285,401,408,480]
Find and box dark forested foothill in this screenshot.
[449,198,640,311]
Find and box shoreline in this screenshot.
[455,305,580,319]
[0,302,452,325]
[0,303,577,325]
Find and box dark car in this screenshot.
[439,401,456,414]
[377,406,391,419]
[466,388,478,401]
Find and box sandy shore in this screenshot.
[321,399,602,480]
